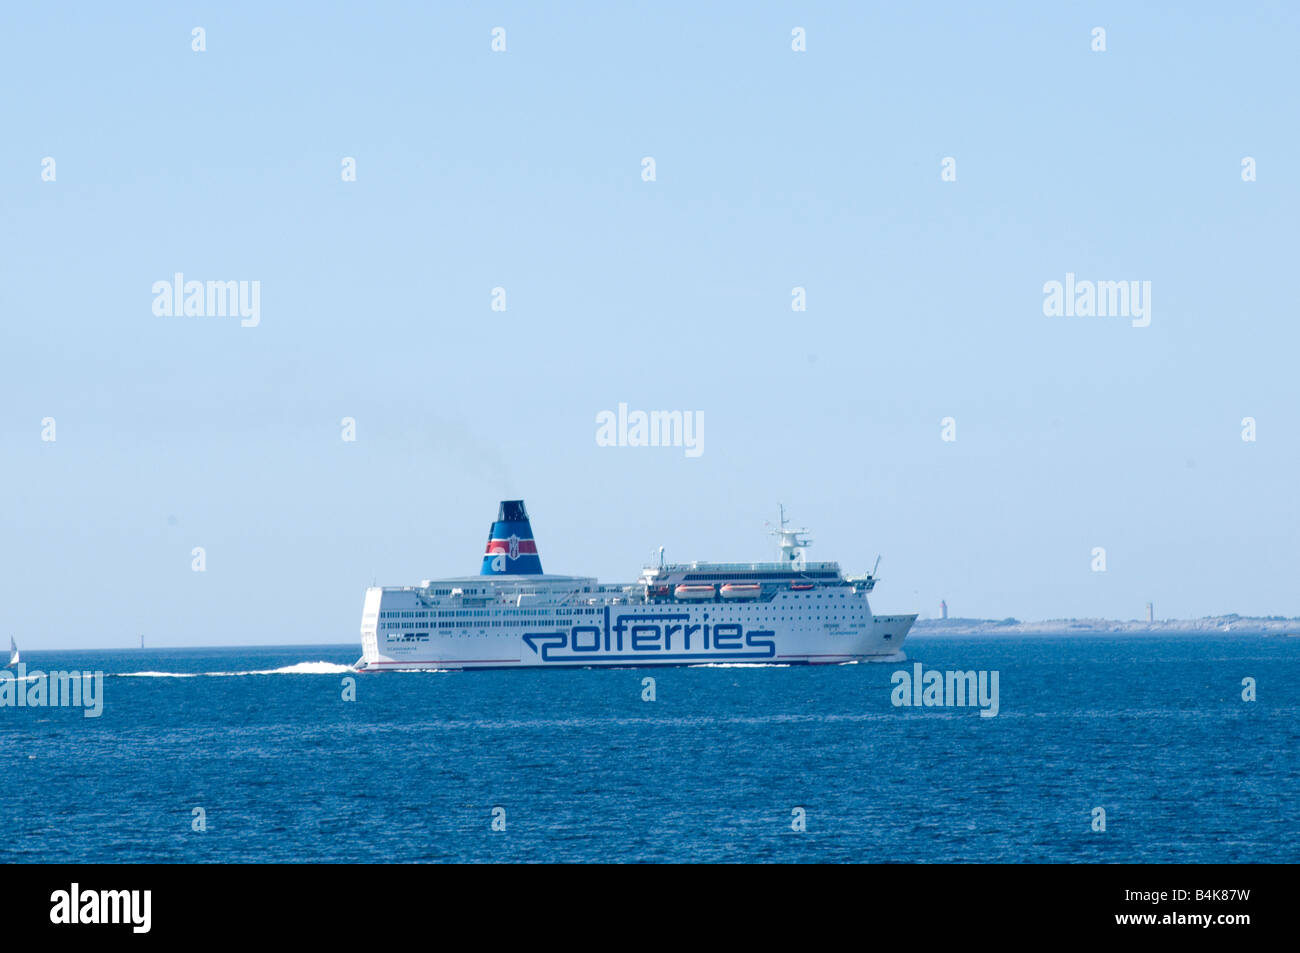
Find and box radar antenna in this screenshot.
[767,503,813,568]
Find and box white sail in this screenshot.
[6,637,18,668]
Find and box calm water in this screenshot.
[2,635,1296,863]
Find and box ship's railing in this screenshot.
[642,561,842,573]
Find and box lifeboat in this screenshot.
[674,584,716,600]
[720,583,761,600]
[790,582,815,591]
[648,584,671,598]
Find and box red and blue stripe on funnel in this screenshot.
[480,499,544,575]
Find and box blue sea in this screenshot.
[2,634,1296,863]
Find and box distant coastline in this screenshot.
[912,614,1300,636]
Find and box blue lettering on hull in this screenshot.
[523,607,777,663]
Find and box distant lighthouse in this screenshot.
[1145,602,1154,624]
[940,599,948,620]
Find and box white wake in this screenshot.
[109,661,355,678]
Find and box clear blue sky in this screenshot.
[2,3,1297,647]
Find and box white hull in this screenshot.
[357,500,916,672]
[358,582,915,671]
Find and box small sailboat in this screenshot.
[6,637,19,668]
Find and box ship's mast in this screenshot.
[770,504,812,569]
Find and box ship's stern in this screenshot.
[357,586,383,669]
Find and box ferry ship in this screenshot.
[355,500,915,671]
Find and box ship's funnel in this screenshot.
[480,500,544,575]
